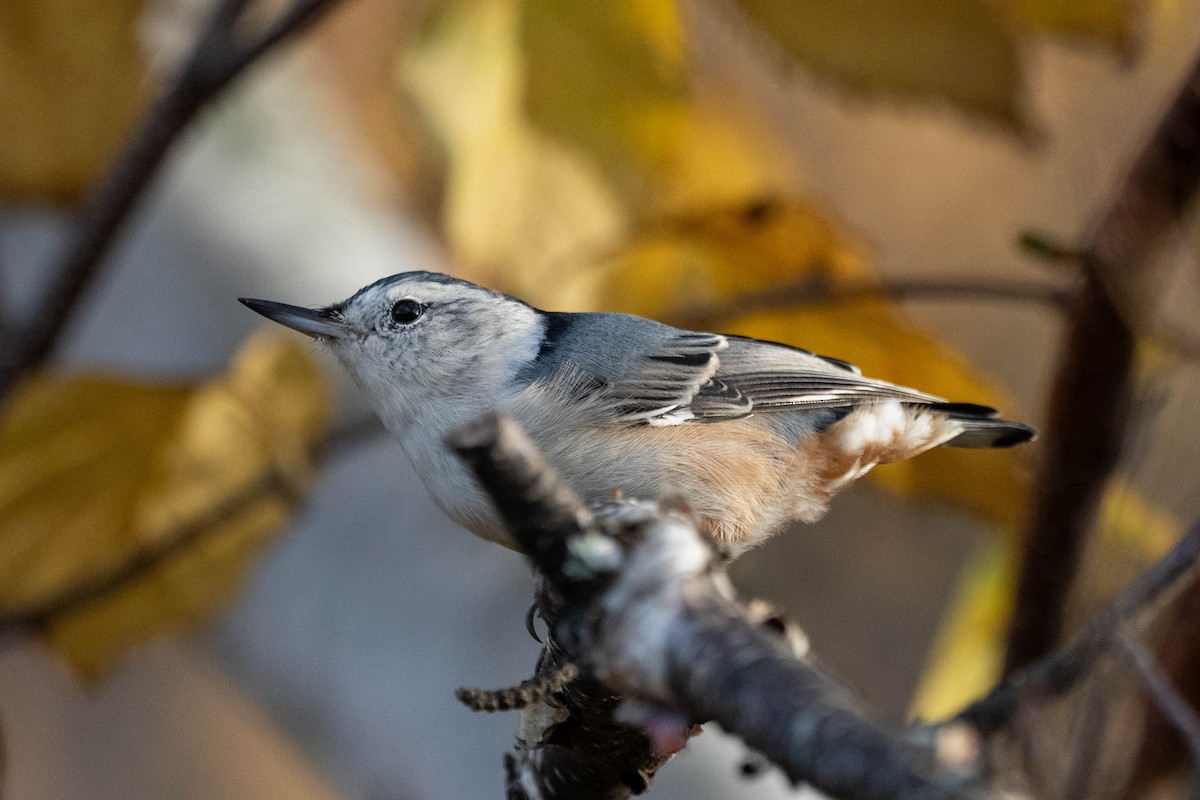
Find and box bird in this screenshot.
[240,271,1034,555]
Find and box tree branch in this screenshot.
[448,414,1200,798]
[958,521,1200,735]
[1114,629,1200,767]
[1004,51,1200,675]
[449,413,983,800]
[0,0,345,401]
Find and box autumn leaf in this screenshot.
[0,333,330,680]
[404,0,802,290]
[732,0,1024,127]
[404,0,628,287]
[0,0,148,203]
[909,539,1016,721]
[519,0,689,202]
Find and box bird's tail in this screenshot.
[936,402,1037,449]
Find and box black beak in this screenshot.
[239,298,348,339]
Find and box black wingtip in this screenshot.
[948,419,1037,448]
[990,425,1037,448]
[937,403,1037,448]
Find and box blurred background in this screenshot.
[3,0,1200,797]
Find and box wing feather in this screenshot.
[607,332,727,423]
[604,330,946,425]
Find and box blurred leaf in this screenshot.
[995,0,1142,50]
[0,0,147,203]
[519,0,688,200]
[555,199,1032,531]
[405,0,799,290]
[911,481,1180,721]
[0,333,329,680]
[405,0,628,287]
[733,0,1024,127]
[306,0,446,216]
[1065,480,1180,621]
[910,538,1014,721]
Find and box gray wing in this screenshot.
[528,313,944,426]
[525,312,728,424]
[607,330,727,423]
[684,335,945,423]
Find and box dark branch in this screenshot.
[450,414,982,800]
[1115,629,1200,766]
[665,593,974,799]
[959,521,1200,734]
[1003,276,1134,673]
[0,0,344,401]
[231,0,342,71]
[1004,51,1200,674]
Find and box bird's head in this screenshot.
[240,272,545,433]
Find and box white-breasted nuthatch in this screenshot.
[241,272,1034,553]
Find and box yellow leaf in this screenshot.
[732,0,1024,127]
[910,538,1015,721]
[519,0,689,201]
[547,198,860,311]
[404,0,627,288]
[910,481,1180,721]
[0,0,147,203]
[0,333,330,680]
[404,0,800,291]
[994,0,1142,50]
[552,199,1032,531]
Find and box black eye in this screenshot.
[390,299,425,325]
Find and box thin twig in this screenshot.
[0,0,344,401]
[235,0,342,67]
[0,241,12,339]
[958,521,1200,734]
[675,275,1200,367]
[673,274,1072,330]
[452,413,982,800]
[1004,51,1200,675]
[1115,629,1200,766]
